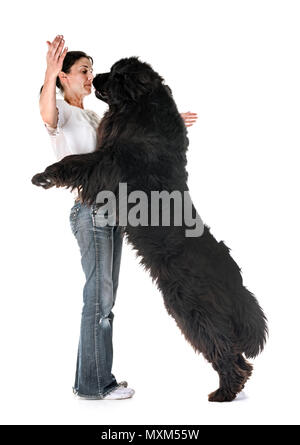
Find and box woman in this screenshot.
[39,34,198,400]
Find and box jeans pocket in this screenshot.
[69,204,81,236]
[91,204,115,235]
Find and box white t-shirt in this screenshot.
[43,98,101,199]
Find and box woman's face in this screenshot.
[60,57,94,97]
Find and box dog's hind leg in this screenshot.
[163,303,252,402]
[236,353,253,379]
[196,321,253,402]
[196,329,251,402]
[206,351,253,402]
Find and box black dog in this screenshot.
[32,57,268,402]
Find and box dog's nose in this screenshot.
[92,76,98,87]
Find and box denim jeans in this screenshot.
[69,200,124,399]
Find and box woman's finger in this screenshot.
[48,35,63,57]
[59,46,68,61]
[47,37,58,57]
[53,37,65,58]
[55,42,66,61]
[49,35,60,49]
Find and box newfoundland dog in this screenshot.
[32,56,268,402]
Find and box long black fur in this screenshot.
[32,56,268,402]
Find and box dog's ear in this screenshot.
[127,70,160,102]
[110,67,164,104]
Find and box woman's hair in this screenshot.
[39,51,93,95]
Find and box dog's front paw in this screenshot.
[31,172,56,189]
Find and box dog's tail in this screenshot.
[233,286,268,359]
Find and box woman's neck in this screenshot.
[64,95,84,109]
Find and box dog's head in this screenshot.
[92,56,170,106]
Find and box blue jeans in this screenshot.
[69,200,124,399]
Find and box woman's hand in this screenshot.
[180,111,198,128]
[45,35,68,79]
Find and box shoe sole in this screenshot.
[75,391,135,400]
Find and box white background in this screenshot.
[1,0,299,425]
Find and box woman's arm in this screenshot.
[39,72,58,127]
[39,35,67,127]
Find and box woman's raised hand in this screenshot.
[45,35,68,78]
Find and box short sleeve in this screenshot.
[44,99,71,136]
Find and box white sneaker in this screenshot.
[73,381,135,400]
[103,386,135,400]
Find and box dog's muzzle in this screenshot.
[95,89,108,101]
[93,72,110,103]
